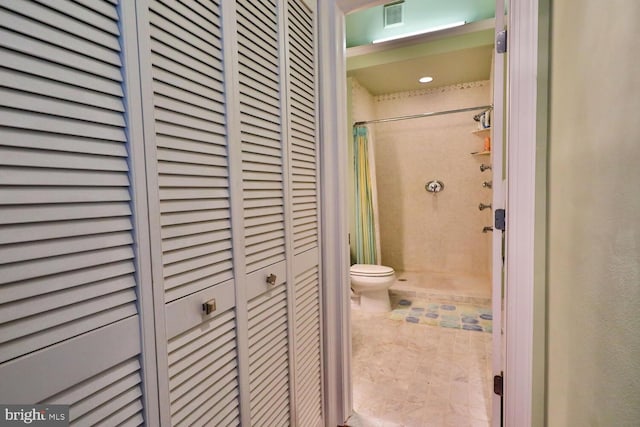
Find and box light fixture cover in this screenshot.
[373,21,466,44]
[419,76,434,83]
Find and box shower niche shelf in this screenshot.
[472,127,491,135]
[472,126,491,155]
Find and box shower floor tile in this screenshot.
[389,298,492,333]
[391,271,491,306]
[350,305,493,427]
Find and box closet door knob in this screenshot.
[266,274,277,286]
[202,299,216,315]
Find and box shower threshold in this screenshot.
[390,270,491,306]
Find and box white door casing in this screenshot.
[319,1,541,426]
[491,0,507,425]
[504,0,540,425]
[317,2,353,425]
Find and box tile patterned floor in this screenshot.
[389,298,493,333]
[350,302,494,427]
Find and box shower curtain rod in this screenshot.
[353,105,492,127]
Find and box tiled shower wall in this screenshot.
[350,79,492,279]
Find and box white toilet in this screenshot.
[350,264,395,312]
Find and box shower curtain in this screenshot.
[353,125,381,265]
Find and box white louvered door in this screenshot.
[285,0,323,426]
[0,0,323,424]
[0,0,150,424]
[139,0,323,424]
[138,0,242,425]
[235,0,293,424]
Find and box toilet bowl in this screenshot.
[350,264,395,312]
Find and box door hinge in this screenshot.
[494,373,504,396]
[496,29,507,53]
[495,208,506,231]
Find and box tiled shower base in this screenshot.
[390,271,491,306]
[389,298,492,333]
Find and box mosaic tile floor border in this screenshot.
[389,298,493,333]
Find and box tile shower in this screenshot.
[373,81,493,281]
[348,80,495,426]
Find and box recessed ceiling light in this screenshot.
[419,76,433,83]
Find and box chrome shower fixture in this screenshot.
[425,180,444,193]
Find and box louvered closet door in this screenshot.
[0,1,145,424]
[144,0,241,425]
[236,0,292,424]
[286,0,323,426]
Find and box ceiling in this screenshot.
[345,1,496,95]
[347,43,493,95]
[346,0,495,48]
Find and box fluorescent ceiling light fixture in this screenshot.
[372,21,466,44]
[419,76,433,83]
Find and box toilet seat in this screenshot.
[350,264,394,277]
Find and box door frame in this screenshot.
[490,0,506,423]
[317,3,353,425]
[503,1,547,425]
[318,0,545,426]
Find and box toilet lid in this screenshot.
[350,264,395,277]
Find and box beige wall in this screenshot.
[546,1,640,425]
[351,80,492,277]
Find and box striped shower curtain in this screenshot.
[353,126,378,264]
